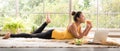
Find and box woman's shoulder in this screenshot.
[68,22,75,27]
[67,22,77,29]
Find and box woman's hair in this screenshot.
[71,11,82,22]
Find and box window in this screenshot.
[19,0,70,28]
[0,0,120,32]
[72,0,120,30]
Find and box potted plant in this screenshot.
[2,21,25,34]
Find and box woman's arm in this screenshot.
[82,20,92,36]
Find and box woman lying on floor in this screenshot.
[3,11,92,40]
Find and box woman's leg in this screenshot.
[32,13,51,34]
[3,29,54,39]
[32,22,48,34]
[10,33,37,38]
[3,33,37,39]
[36,29,54,39]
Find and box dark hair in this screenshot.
[71,11,82,22]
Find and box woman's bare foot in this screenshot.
[3,32,11,39]
[46,13,51,24]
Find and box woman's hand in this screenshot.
[86,20,92,28]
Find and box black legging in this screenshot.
[10,22,54,39]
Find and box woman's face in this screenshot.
[77,13,85,23]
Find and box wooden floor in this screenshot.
[0,37,120,48]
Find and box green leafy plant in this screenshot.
[2,22,25,34]
[75,38,84,45]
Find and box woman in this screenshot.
[3,11,92,39]
[68,11,92,39]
